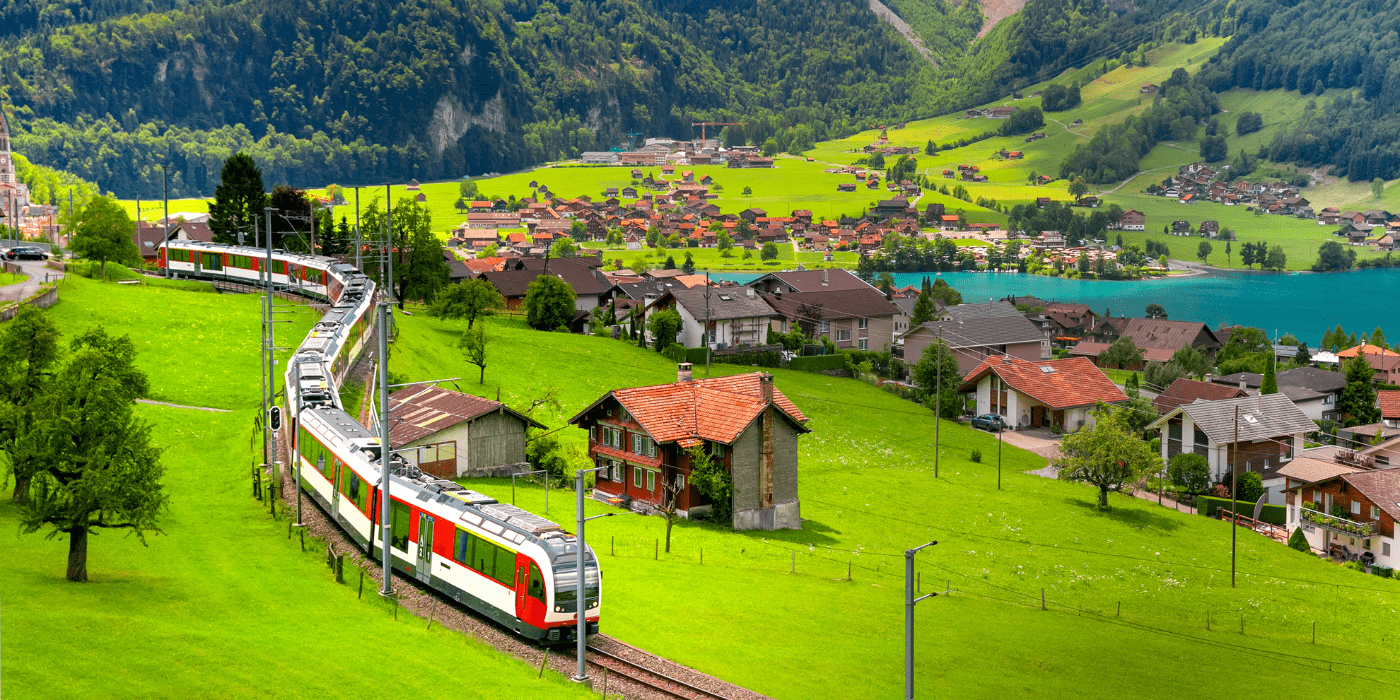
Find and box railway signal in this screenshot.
[269,406,282,431]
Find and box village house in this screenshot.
[644,287,776,350]
[569,368,811,530]
[747,268,872,295]
[957,356,1128,431]
[385,386,545,478]
[1070,317,1223,367]
[1338,344,1400,385]
[1148,394,1315,503]
[1283,460,1400,566]
[1116,209,1146,231]
[1209,366,1346,422]
[765,287,903,351]
[901,313,1050,374]
[1150,378,1247,414]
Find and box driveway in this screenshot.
[1,258,64,305]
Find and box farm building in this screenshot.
[386,386,545,478]
[569,367,810,530]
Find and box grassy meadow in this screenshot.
[389,306,1400,700]
[0,274,599,699]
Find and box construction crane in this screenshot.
[690,122,745,143]
[625,132,643,150]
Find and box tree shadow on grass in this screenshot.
[1063,495,1184,532]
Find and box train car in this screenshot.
[297,406,601,642]
[157,238,600,644]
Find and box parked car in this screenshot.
[970,413,1009,432]
[2,246,48,261]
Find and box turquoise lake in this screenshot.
[709,268,1400,346]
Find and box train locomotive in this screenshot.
[159,240,600,643]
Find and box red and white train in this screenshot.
[159,240,600,643]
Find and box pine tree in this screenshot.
[1261,356,1278,394]
[910,289,938,327]
[208,153,268,245]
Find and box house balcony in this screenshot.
[1299,507,1375,538]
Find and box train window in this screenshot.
[472,535,494,575]
[453,528,474,566]
[492,546,515,587]
[201,252,222,270]
[390,502,411,551]
[169,249,191,263]
[528,562,545,603]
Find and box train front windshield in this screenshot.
[552,549,600,613]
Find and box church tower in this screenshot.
[0,107,13,185]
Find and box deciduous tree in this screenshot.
[1168,453,1210,496]
[71,196,139,274]
[0,306,61,504]
[524,274,576,331]
[647,309,682,352]
[1145,303,1167,319]
[912,340,962,419]
[459,325,488,383]
[19,327,163,582]
[1098,336,1144,369]
[1058,405,1157,508]
[430,279,505,328]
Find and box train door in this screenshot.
[331,461,340,514]
[515,558,544,623]
[415,512,434,582]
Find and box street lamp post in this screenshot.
[905,541,938,700]
[573,465,613,684]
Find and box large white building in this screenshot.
[0,106,33,214]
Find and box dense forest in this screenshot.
[1,0,937,197]
[1195,0,1400,181]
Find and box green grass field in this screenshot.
[0,272,27,286]
[389,307,1400,699]
[0,275,598,699]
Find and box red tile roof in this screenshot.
[1380,390,1400,419]
[574,373,809,446]
[958,356,1128,409]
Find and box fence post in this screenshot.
[1040,588,1045,611]
[700,547,703,565]
[336,556,345,584]
[538,647,549,679]
[847,561,852,582]
[1312,621,1316,644]
[790,550,795,574]
[358,570,364,599]
[655,539,658,560]
[611,535,614,557]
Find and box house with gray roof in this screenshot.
[765,287,903,351]
[645,287,779,350]
[899,314,1050,373]
[934,300,1023,322]
[1210,367,1345,422]
[1148,394,1317,503]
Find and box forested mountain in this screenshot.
[1196,0,1400,181]
[0,0,1230,198]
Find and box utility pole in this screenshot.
[704,270,712,374]
[354,186,362,269]
[934,326,943,478]
[573,465,610,683]
[997,419,1004,490]
[378,300,393,597]
[265,207,278,468]
[904,541,938,700]
[385,184,394,303]
[1231,404,1239,588]
[162,165,169,244]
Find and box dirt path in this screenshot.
[868,0,938,67]
[136,398,232,413]
[1100,164,1178,195]
[1048,117,1087,138]
[975,0,1029,39]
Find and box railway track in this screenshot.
[587,644,734,700]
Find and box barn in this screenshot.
[387,386,545,477]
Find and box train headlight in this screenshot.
[555,606,562,612]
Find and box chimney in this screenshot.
[1239,375,1247,391]
[822,269,829,285]
[1204,373,1213,384]
[759,372,774,403]
[678,363,693,382]
[746,288,755,298]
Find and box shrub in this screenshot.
[1287,527,1312,553]
[1371,565,1393,579]
[663,343,687,363]
[685,347,710,365]
[970,447,982,463]
[712,350,781,368]
[1234,471,1264,503]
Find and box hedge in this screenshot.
[787,354,849,372]
[712,350,782,368]
[1198,496,1286,526]
[685,347,711,365]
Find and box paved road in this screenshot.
[1,258,63,305]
